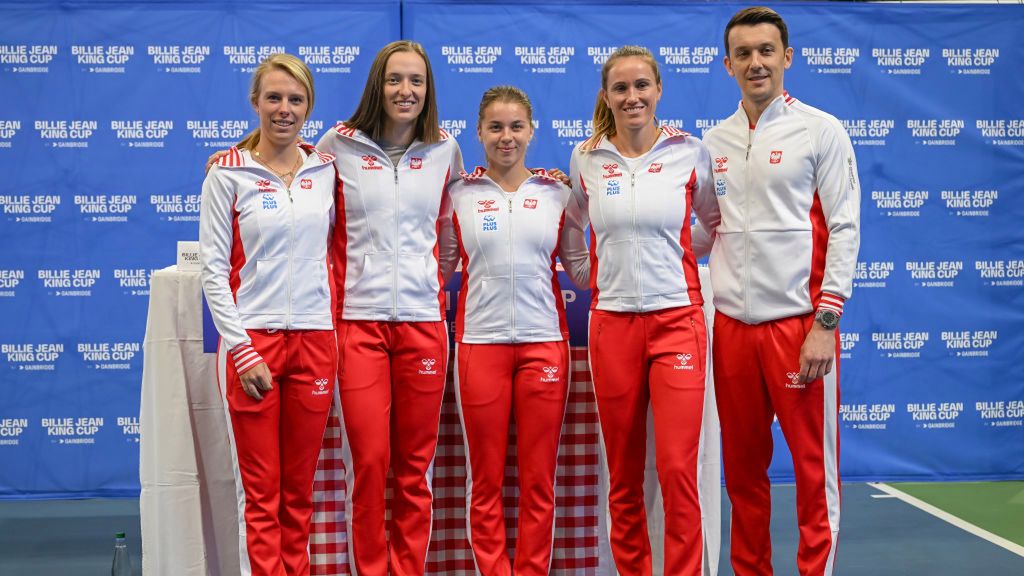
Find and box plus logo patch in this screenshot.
[785,371,805,389]
[312,378,331,396]
[673,353,695,371]
[540,366,560,382]
[418,358,438,375]
[482,215,498,231]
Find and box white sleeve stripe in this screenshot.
[819,293,845,314]
[235,355,263,373]
[230,345,263,372]
[228,342,252,354]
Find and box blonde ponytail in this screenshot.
[237,129,261,151]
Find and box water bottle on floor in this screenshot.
[111,532,132,576]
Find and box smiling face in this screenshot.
[724,22,793,113]
[253,69,308,150]
[381,50,428,132]
[478,100,533,172]
[601,56,662,134]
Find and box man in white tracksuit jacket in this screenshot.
[702,7,861,576]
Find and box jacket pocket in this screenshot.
[238,258,287,315]
[595,238,635,297]
[637,237,685,297]
[747,230,812,312]
[515,275,557,332]
[345,252,393,309]
[397,251,440,310]
[291,257,331,316]
[465,276,508,334]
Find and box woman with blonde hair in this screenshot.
[561,45,721,576]
[200,53,339,576]
[441,85,587,575]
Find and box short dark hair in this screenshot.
[724,7,789,55]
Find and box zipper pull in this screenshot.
[508,197,513,212]
[745,144,751,160]
[394,170,399,184]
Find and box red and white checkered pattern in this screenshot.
[309,347,599,575]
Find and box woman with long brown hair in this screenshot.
[316,40,463,576]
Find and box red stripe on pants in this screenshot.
[455,341,570,576]
[337,320,448,576]
[223,329,336,576]
[713,311,840,576]
[589,306,707,576]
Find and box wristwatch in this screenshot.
[815,308,840,330]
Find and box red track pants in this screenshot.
[454,341,570,576]
[337,320,448,576]
[589,305,707,576]
[220,329,336,576]
[713,311,841,576]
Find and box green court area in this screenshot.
[890,481,1024,547]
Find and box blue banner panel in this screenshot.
[405,0,1024,483]
[2,0,1023,499]
[0,0,401,498]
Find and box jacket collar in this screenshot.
[590,124,690,156]
[737,90,797,130]
[459,166,560,186]
[215,144,334,170]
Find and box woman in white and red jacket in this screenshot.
[200,54,338,576]
[440,86,588,576]
[315,41,463,576]
[561,46,721,576]
[204,42,463,576]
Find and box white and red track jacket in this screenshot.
[563,126,721,313]
[317,123,463,322]
[441,167,587,344]
[702,92,861,324]
[200,144,338,372]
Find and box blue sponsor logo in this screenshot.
[482,214,498,231]
[715,179,727,197]
[262,193,278,210]
[606,180,621,196]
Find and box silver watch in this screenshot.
[815,309,840,330]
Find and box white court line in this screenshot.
[868,482,1024,558]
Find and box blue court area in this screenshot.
[2,483,1020,575]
